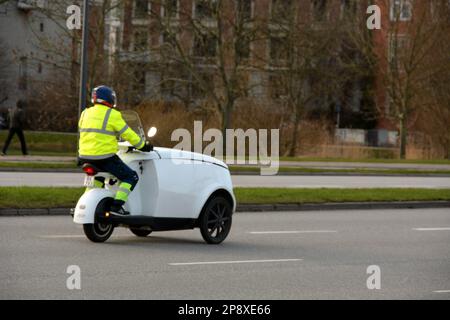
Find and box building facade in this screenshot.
[0,0,72,110]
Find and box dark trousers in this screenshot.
[79,155,139,205]
[2,127,28,155]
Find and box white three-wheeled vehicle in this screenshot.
[72,111,235,244]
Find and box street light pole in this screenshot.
[78,0,90,118]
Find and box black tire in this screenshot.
[129,228,152,237]
[199,196,233,244]
[83,223,114,243]
[83,198,114,243]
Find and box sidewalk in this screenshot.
[1,155,450,171]
[0,155,76,163]
[273,161,450,171]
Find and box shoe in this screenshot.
[109,205,130,216]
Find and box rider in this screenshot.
[78,85,152,216]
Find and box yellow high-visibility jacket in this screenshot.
[78,104,145,159]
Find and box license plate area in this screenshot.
[84,176,95,187]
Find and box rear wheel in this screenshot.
[199,196,233,244]
[129,228,152,237]
[83,198,115,243]
[83,223,114,243]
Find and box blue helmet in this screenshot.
[91,85,117,108]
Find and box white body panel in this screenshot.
[73,146,235,224]
[73,189,115,224]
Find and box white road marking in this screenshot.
[412,227,450,231]
[38,235,131,239]
[433,290,450,293]
[39,235,86,239]
[248,230,337,234]
[169,259,302,266]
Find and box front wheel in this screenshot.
[199,196,233,244]
[129,228,152,237]
[83,223,114,243]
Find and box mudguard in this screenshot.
[192,182,236,219]
[73,189,115,224]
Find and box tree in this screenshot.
[266,0,361,156]
[414,1,450,158]
[21,0,127,130]
[147,0,260,151]
[350,0,450,158]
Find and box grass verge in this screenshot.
[236,188,450,204]
[0,187,449,209]
[0,131,77,156]
[230,166,450,175]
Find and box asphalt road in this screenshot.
[1,171,450,188]
[1,208,449,299]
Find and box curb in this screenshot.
[238,201,450,212]
[1,201,450,216]
[230,171,450,177]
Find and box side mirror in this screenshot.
[147,127,158,138]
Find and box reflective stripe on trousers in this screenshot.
[115,182,133,202]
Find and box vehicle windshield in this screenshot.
[121,110,145,140]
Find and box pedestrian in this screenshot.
[1,99,28,156]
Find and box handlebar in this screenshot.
[126,144,154,153]
[119,141,154,153]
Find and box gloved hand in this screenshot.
[139,141,153,152]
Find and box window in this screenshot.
[163,0,178,18]
[161,29,178,46]
[312,0,328,21]
[0,2,7,15]
[193,33,217,58]
[390,0,413,21]
[133,28,148,51]
[18,57,28,91]
[237,0,252,21]
[271,0,292,20]
[235,34,251,60]
[38,63,42,74]
[430,0,450,18]
[131,64,146,102]
[269,74,287,99]
[160,64,189,99]
[270,36,288,65]
[191,72,214,99]
[388,34,410,67]
[134,0,148,19]
[195,0,218,19]
[160,71,177,96]
[40,22,44,32]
